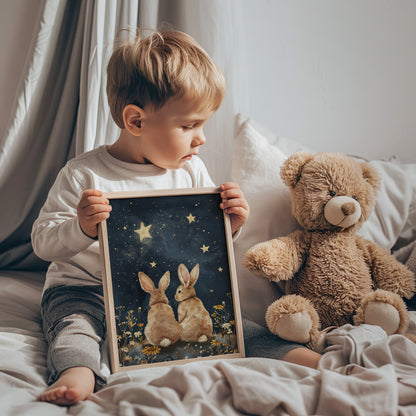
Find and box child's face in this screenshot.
[138,96,214,170]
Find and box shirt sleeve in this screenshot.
[31,164,94,261]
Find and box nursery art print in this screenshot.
[99,188,244,372]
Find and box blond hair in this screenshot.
[106,29,226,128]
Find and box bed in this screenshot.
[1,113,415,415]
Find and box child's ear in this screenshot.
[123,105,144,135]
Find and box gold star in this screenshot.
[186,213,196,223]
[200,244,209,253]
[150,261,157,268]
[134,222,152,242]
[218,267,223,272]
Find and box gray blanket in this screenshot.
[1,270,415,416]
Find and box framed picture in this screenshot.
[99,187,245,372]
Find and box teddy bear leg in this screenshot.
[265,294,321,346]
[354,289,410,335]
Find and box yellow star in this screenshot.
[134,222,152,242]
[186,213,196,224]
[150,261,157,268]
[218,267,223,272]
[200,244,209,253]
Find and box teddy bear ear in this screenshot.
[280,151,314,188]
[360,162,380,191]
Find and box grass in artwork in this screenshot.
[115,292,237,367]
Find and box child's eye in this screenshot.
[182,125,194,130]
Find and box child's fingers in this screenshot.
[89,211,111,224]
[220,182,245,200]
[221,189,244,202]
[78,208,111,238]
[78,196,110,209]
[220,196,249,210]
[78,189,110,211]
[80,203,112,217]
[77,189,112,238]
[223,206,247,217]
[83,189,104,197]
[220,182,239,191]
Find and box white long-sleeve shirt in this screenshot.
[32,145,215,290]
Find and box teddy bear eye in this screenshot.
[329,190,336,197]
[352,196,358,201]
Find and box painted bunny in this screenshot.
[138,271,181,347]
[175,263,213,342]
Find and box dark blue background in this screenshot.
[106,192,234,320]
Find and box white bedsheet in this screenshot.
[0,270,415,416]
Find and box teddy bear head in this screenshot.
[280,152,380,232]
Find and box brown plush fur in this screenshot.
[244,152,415,348]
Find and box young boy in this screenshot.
[32,29,249,406]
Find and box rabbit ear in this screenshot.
[178,263,190,287]
[189,264,199,287]
[138,272,155,293]
[158,271,170,291]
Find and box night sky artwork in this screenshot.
[101,190,242,371]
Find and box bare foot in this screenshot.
[37,367,95,406]
[282,347,322,369]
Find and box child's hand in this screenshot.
[77,189,112,238]
[219,182,249,235]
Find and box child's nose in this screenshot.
[192,130,206,147]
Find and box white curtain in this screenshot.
[0,0,246,270]
[157,0,248,185]
[0,0,158,269]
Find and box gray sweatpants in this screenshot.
[243,317,303,359]
[41,285,107,386]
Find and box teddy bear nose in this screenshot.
[341,202,356,216]
[324,196,361,228]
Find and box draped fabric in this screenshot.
[0,0,245,270]
[0,0,154,269]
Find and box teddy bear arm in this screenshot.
[244,232,307,282]
[360,238,415,299]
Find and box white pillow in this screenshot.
[232,113,416,326]
[358,158,416,249]
[232,114,302,325]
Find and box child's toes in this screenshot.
[65,388,82,402]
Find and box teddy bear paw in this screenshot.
[354,289,410,335]
[266,295,321,345]
[272,311,313,344]
[363,302,401,335]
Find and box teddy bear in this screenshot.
[244,151,415,350]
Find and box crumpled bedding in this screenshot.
[0,270,415,416]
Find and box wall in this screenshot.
[1,1,415,163]
[240,0,416,162]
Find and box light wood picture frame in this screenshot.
[99,187,245,373]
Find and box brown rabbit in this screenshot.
[175,263,213,342]
[138,271,181,347]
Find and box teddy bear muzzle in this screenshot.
[324,195,361,228]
